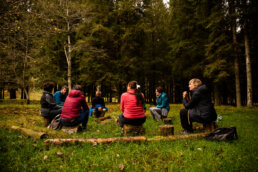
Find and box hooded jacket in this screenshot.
[40,90,61,117]
[183,85,217,123]
[61,90,89,119]
[156,92,170,111]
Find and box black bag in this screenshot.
[49,114,62,130]
[205,127,238,141]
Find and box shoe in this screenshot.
[82,126,87,131]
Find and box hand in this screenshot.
[98,107,102,111]
[183,91,188,98]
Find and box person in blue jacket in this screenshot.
[53,85,68,106]
[150,86,170,121]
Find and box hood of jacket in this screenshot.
[68,90,82,97]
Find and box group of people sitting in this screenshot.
[40,78,217,134]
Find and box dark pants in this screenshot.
[180,109,193,132]
[44,107,63,124]
[61,110,89,128]
[118,113,146,128]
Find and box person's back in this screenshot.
[60,85,89,129]
[61,90,88,119]
[121,90,145,119]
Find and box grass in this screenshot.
[0,103,257,171]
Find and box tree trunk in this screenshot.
[214,84,220,105]
[244,27,253,107]
[232,26,242,107]
[9,89,16,99]
[24,87,30,104]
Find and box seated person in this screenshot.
[150,86,170,121]
[90,91,108,117]
[53,85,68,106]
[40,82,63,125]
[180,78,217,133]
[61,85,89,130]
[118,81,146,131]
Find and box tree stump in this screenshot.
[203,122,216,132]
[11,126,48,139]
[42,117,50,127]
[163,117,173,124]
[158,125,174,136]
[123,124,145,135]
[61,126,82,134]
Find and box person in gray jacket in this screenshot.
[40,82,63,125]
[180,78,217,133]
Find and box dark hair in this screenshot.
[72,85,82,91]
[156,86,164,93]
[43,82,55,92]
[128,81,144,106]
[61,85,68,90]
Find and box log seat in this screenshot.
[123,124,145,135]
[203,122,216,132]
[61,125,82,134]
[158,125,174,136]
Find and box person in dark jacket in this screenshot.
[40,82,63,125]
[180,78,217,133]
[53,85,68,106]
[91,91,108,117]
[150,86,170,121]
[61,85,89,130]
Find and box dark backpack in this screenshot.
[49,114,62,130]
[205,127,238,141]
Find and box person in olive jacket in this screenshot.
[180,78,217,133]
[40,82,63,125]
[150,86,170,121]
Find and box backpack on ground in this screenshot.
[49,114,62,130]
[205,127,238,141]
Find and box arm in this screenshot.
[81,96,89,110]
[92,97,96,108]
[183,91,201,109]
[101,97,105,107]
[46,94,57,108]
[120,94,124,112]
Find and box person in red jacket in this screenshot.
[61,85,89,130]
[118,81,146,130]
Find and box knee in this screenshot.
[180,109,187,116]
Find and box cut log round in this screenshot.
[123,124,145,135]
[42,117,50,127]
[158,125,174,136]
[61,126,82,134]
[203,122,216,132]
[163,117,173,124]
[11,126,48,139]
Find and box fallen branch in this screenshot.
[94,115,111,122]
[44,133,207,146]
[11,126,48,139]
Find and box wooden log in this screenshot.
[123,124,145,135]
[158,125,174,136]
[11,126,48,139]
[44,133,208,146]
[95,115,111,122]
[61,126,82,134]
[203,122,216,132]
[163,117,173,124]
[44,136,147,146]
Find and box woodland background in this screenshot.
[0,0,257,106]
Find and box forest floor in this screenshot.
[0,101,257,171]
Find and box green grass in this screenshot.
[0,103,257,171]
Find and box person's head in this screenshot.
[127,81,137,90]
[43,82,55,92]
[72,85,82,91]
[96,91,101,97]
[127,81,144,106]
[61,85,68,95]
[155,86,163,96]
[189,78,202,91]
